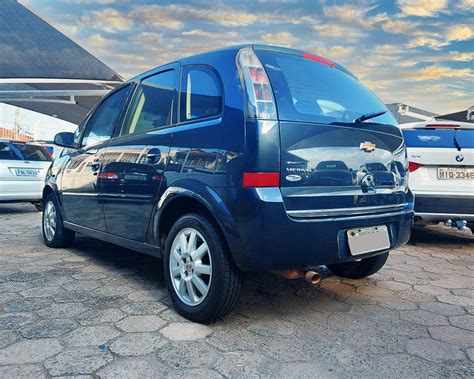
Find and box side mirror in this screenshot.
[54,132,76,149]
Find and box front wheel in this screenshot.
[326,252,389,279]
[42,194,75,248]
[163,213,243,323]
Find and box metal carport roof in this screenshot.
[0,0,122,124]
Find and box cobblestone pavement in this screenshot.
[0,203,473,378]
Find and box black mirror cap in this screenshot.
[54,132,75,149]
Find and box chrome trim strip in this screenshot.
[287,204,406,218]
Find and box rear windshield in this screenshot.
[0,142,52,161]
[256,50,396,125]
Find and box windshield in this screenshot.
[256,50,397,125]
[0,142,52,161]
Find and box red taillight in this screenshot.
[303,52,335,67]
[425,124,459,128]
[98,172,118,180]
[408,162,423,172]
[237,48,277,119]
[242,172,280,188]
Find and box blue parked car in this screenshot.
[44,45,413,322]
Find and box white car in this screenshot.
[0,139,53,210]
[402,121,474,229]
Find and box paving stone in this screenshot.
[167,368,223,379]
[0,329,19,348]
[429,326,474,348]
[160,322,212,341]
[120,301,168,315]
[44,347,113,376]
[97,357,173,378]
[467,347,474,361]
[20,318,78,338]
[0,338,63,364]
[127,289,167,302]
[109,332,167,356]
[372,353,442,377]
[116,315,166,332]
[406,338,465,362]
[399,309,449,326]
[75,308,126,326]
[413,284,451,296]
[437,295,474,307]
[52,290,96,303]
[419,301,466,316]
[19,286,63,298]
[449,314,474,331]
[215,351,277,378]
[63,325,122,347]
[36,303,89,319]
[0,312,34,329]
[7,271,42,282]
[247,320,295,336]
[62,280,102,292]
[0,364,46,378]
[158,341,219,369]
[376,280,411,291]
[4,297,52,313]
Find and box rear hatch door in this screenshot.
[257,49,408,218]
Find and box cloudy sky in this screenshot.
[22,0,474,114]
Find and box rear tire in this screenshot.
[326,252,389,279]
[42,193,75,248]
[163,213,243,323]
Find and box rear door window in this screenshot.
[121,70,177,136]
[256,50,396,125]
[179,66,222,122]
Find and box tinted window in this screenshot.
[0,142,52,161]
[121,70,176,136]
[257,51,396,125]
[81,85,130,147]
[180,66,221,122]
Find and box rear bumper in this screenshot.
[413,193,474,222]
[230,188,414,271]
[0,180,43,202]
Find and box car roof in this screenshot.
[128,44,356,82]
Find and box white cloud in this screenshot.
[446,25,473,42]
[81,8,132,32]
[405,65,473,80]
[129,33,164,44]
[397,0,448,17]
[382,19,417,34]
[261,31,299,45]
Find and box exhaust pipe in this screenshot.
[274,269,321,286]
[303,271,321,286]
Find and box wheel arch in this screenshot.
[151,182,245,268]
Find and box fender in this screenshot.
[149,180,246,265]
[42,155,69,216]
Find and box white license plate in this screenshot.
[347,225,390,256]
[437,167,474,180]
[15,168,40,177]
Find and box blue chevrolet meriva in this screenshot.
[43,45,414,322]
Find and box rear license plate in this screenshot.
[15,168,40,177]
[437,167,474,180]
[347,225,390,256]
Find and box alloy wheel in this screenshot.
[43,200,57,241]
[169,227,212,306]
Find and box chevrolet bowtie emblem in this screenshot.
[360,141,376,152]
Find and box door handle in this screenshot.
[91,159,100,172]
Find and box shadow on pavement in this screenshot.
[409,224,474,246]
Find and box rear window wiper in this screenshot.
[354,110,386,124]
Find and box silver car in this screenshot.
[0,139,53,210]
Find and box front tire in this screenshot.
[163,213,243,323]
[42,193,75,248]
[326,252,389,279]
